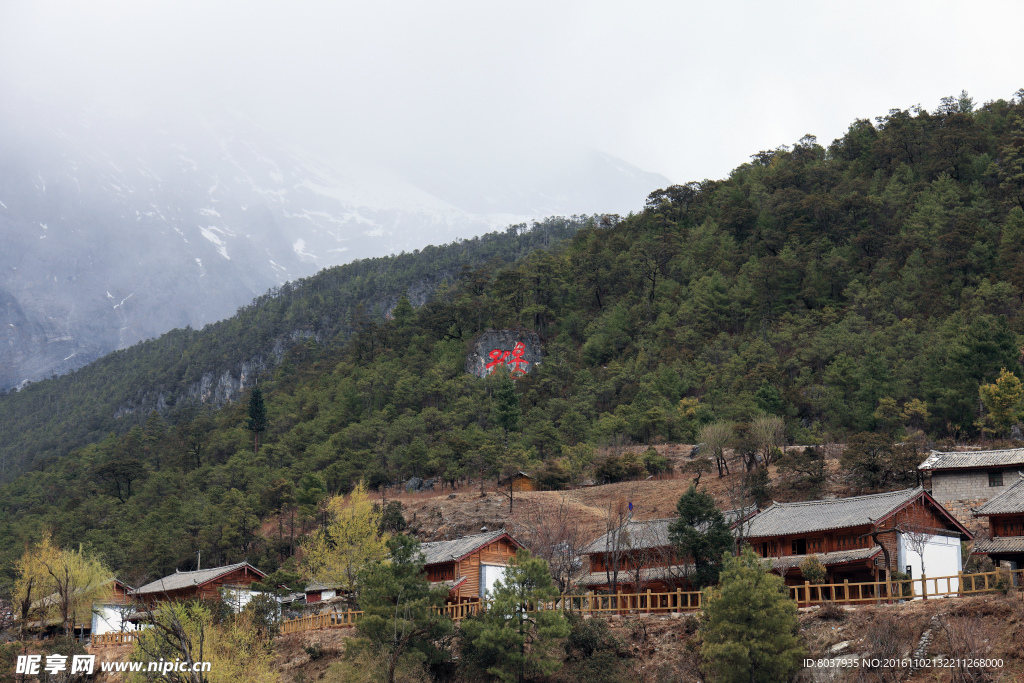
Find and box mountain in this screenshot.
[7,91,1022,590]
[0,101,668,389]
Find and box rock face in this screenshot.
[465,330,542,378]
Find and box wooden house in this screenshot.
[133,562,267,608]
[500,471,538,492]
[745,487,972,587]
[304,581,345,603]
[420,530,525,603]
[578,506,757,593]
[972,474,1024,569]
[919,448,1024,503]
[90,579,136,636]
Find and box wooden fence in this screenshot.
[788,568,1024,606]
[91,631,140,647]
[93,569,1024,640]
[280,610,362,634]
[279,588,704,634]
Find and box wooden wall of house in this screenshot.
[455,537,519,600]
[748,524,874,559]
[988,514,1024,537]
[511,477,536,492]
[588,547,679,573]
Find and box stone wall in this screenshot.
[931,469,1024,503]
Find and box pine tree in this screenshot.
[246,385,268,455]
[668,485,735,588]
[460,550,569,683]
[351,535,454,683]
[699,546,804,683]
[492,368,521,437]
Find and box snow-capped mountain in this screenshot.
[0,104,668,389]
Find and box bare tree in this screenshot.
[750,415,786,466]
[508,495,585,593]
[698,422,733,477]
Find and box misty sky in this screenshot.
[2,1,1023,189]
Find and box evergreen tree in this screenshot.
[492,369,521,436]
[460,550,569,683]
[246,385,269,455]
[350,535,453,683]
[699,546,804,683]
[668,485,735,588]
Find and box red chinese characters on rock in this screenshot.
[484,341,530,376]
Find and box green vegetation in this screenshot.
[4,91,1024,599]
[349,535,454,683]
[669,485,735,588]
[460,550,569,682]
[699,546,804,683]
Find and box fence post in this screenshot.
[921,574,928,600]
[676,588,682,613]
[646,589,652,614]
[843,579,849,604]
[804,581,811,607]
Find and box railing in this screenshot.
[91,632,140,647]
[787,568,1024,606]
[280,588,704,634]
[280,609,363,634]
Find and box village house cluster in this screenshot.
[20,447,1024,642]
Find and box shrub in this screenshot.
[642,447,673,475]
[561,613,628,683]
[799,555,827,585]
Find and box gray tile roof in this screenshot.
[919,449,1024,471]
[420,530,521,566]
[583,506,757,555]
[767,547,882,572]
[578,563,695,587]
[972,537,1024,554]
[745,488,924,538]
[134,562,265,595]
[974,476,1024,515]
[304,581,344,593]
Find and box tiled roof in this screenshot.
[919,449,1024,471]
[974,476,1024,515]
[583,505,757,555]
[134,562,266,595]
[767,547,882,572]
[304,581,344,593]
[972,537,1024,554]
[420,530,522,566]
[745,488,924,538]
[577,563,695,587]
[430,576,468,592]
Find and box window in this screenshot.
[989,471,1004,487]
[791,538,807,555]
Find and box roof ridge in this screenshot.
[770,487,919,508]
[172,561,248,575]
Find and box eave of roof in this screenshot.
[974,476,1024,515]
[420,530,524,566]
[919,449,1024,471]
[767,547,882,572]
[134,562,266,595]
[971,536,1024,554]
[744,488,972,540]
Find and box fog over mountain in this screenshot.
[0,101,668,389]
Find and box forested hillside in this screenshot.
[4,90,1024,592]
[0,216,584,481]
